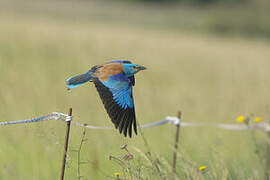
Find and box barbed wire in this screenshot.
[0,113,63,125]
[0,112,269,132]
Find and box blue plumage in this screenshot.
[110,60,132,64]
[102,74,134,109]
[66,61,146,137]
[66,72,92,90]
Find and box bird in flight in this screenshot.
[66,60,146,137]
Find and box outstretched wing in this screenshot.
[93,73,137,137]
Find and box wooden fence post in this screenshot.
[60,108,72,180]
[172,111,181,180]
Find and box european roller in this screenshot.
[66,60,146,137]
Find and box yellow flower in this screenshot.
[237,116,244,123]
[199,165,207,171]
[114,172,120,176]
[255,117,262,122]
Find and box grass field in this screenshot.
[0,1,270,179]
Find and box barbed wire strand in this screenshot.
[0,112,269,132]
[0,113,62,126]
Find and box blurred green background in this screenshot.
[0,0,270,179]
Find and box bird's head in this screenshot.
[123,64,147,77]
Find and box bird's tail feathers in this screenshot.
[66,71,92,90]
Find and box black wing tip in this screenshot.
[115,115,137,138]
[106,103,137,138]
[124,121,138,138]
[118,120,137,138]
[94,80,137,138]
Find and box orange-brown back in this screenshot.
[95,63,124,81]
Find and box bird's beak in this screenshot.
[137,65,147,71]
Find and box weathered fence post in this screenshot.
[60,108,72,180]
[172,111,181,180]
